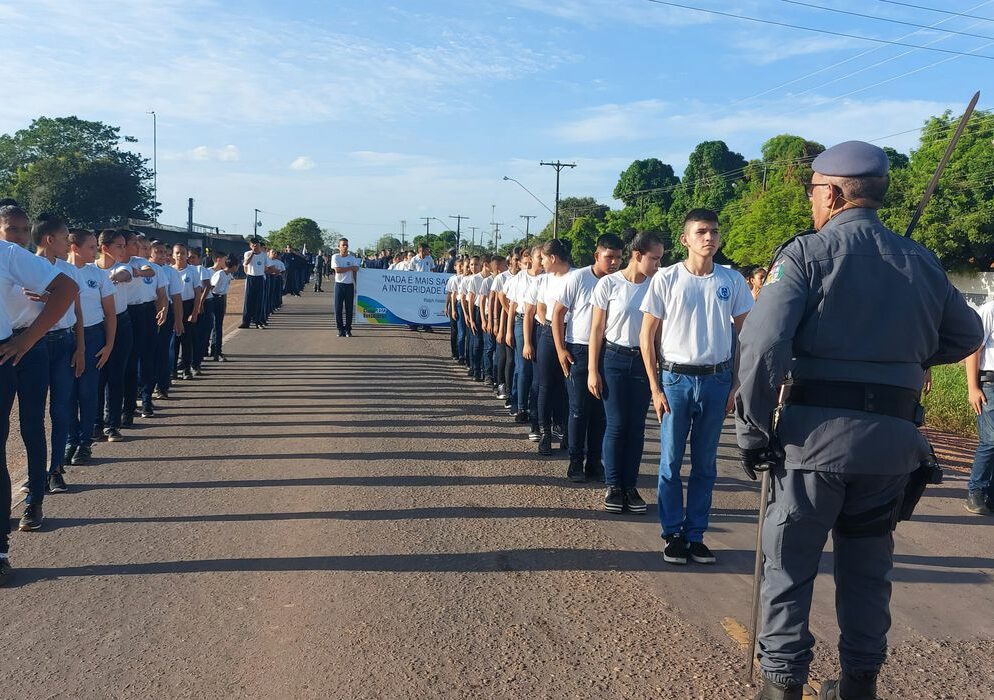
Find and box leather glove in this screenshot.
[740,447,774,481]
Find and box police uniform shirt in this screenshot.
[330,253,360,284]
[591,270,651,349]
[556,266,600,345]
[410,254,434,273]
[211,269,231,297]
[537,270,574,325]
[0,241,62,338]
[244,251,268,277]
[640,262,752,365]
[78,262,115,328]
[173,264,198,302]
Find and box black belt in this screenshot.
[45,328,71,339]
[783,379,923,425]
[660,359,731,376]
[605,341,640,356]
[116,310,129,319]
[981,371,994,384]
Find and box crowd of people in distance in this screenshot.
[361,243,450,273]
[443,209,753,564]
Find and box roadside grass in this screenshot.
[925,363,976,437]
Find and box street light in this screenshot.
[146,110,157,222]
[502,176,554,215]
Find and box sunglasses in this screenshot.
[804,182,833,198]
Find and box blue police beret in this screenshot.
[812,141,889,177]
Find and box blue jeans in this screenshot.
[155,306,175,393]
[565,343,604,463]
[1,350,14,554]
[70,324,104,449]
[99,311,133,431]
[513,316,531,414]
[657,368,732,542]
[483,330,495,382]
[969,383,994,498]
[535,328,565,432]
[469,308,483,377]
[15,339,50,506]
[601,346,651,487]
[47,330,75,474]
[456,305,467,361]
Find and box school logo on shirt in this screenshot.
[86,279,98,289]
[143,276,154,285]
[716,286,730,301]
[183,274,191,284]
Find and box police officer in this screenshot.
[735,141,983,700]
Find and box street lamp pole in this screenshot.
[254,208,261,239]
[539,160,577,239]
[521,215,536,245]
[147,110,157,222]
[450,215,468,253]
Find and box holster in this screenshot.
[898,442,943,522]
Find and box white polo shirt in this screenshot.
[4,256,81,331]
[537,269,574,325]
[410,254,434,272]
[0,241,62,338]
[105,263,131,314]
[244,251,268,277]
[211,269,232,296]
[640,262,753,365]
[590,270,652,348]
[173,264,198,302]
[162,265,184,303]
[977,300,994,371]
[331,253,360,284]
[77,262,116,328]
[556,266,602,345]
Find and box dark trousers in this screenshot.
[241,275,265,326]
[601,346,651,488]
[1,349,15,554]
[124,302,156,412]
[504,336,515,395]
[495,339,506,388]
[195,297,214,368]
[449,314,459,359]
[565,343,604,464]
[469,308,484,378]
[314,271,323,292]
[513,316,532,414]
[210,295,227,357]
[98,311,132,432]
[483,330,495,382]
[13,339,49,506]
[535,327,566,433]
[70,324,104,449]
[456,305,468,361]
[177,299,196,371]
[154,307,175,393]
[46,330,75,475]
[335,282,355,332]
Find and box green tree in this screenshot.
[374,234,402,252]
[267,217,324,252]
[537,196,609,239]
[0,116,155,226]
[613,158,680,211]
[561,215,601,266]
[668,140,747,252]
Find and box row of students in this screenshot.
[0,205,237,585]
[444,209,753,565]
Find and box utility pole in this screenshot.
[401,219,407,248]
[520,215,536,245]
[540,160,577,239]
[450,214,468,252]
[147,110,157,222]
[253,208,261,239]
[491,221,503,253]
[468,226,479,252]
[420,216,432,247]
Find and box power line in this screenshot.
[875,0,994,22]
[641,0,994,59]
[780,0,994,41]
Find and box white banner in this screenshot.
[355,268,452,326]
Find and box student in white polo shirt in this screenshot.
[551,233,622,482]
[94,230,134,443]
[331,237,360,337]
[149,240,184,399]
[121,232,157,425]
[445,260,463,360]
[172,243,200,380]
[639,209,753,566]
[0,205,78,581]
[208,251,233,361]
[239,237,268,329]
[588,231,664,514]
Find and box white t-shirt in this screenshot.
[173,265,198,302]
[123,256,154,306]
[410,254,434,272]
[77,262,116,328]
[269,258,286,275]
[137,259,162,304]
[476,275,493,310]
[211,269,232,296]
[0,241,61,338]
[105,263,131,314]
[6,257,81,331]
[201,264,214,285]
[153,263,171,299]
[505,271,526,307]
[977,300,994,371]
[161,265,184,303]
[445,275,459,295]
[591,270,652,348]
[456,275,471,301]
[492,270,510,296]
[522,272,545,310]
[640,262,753,365]
[537,269,573,325]
[331,253,360,284]
[556,266,602,345]
[244,251,268,277]
[51,259,82,330]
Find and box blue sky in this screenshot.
[2,0,990,248]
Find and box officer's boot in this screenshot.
[819,672,878,700]
[754,677,803,700]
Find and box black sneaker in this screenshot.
[121,417,134,429]
[965,491,993,515]
[93,426,107,442]
[192,367,202,377]
[0,557,10,586]
[219,354,228,362]
[183,369,194,380]
[688,541,716,564]
[19,503,44,531]
[585,460,605,483]
[537,432,553,456]
[237,323,250,329]
[514,411,530,424]
[48,472,68,494]
[624,488,647,514]
[528,425,541,442]
[140,405,154,418]
[662,535,689,565]
[551,425,564,442]
[105,428,124,443]
[566,458,586,483]
[64,444,78,465]
[71,445,92,466]
[604,487,624,513]
[345,331,352,337]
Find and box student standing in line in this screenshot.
[462,255,485,381]
[456,260,473,365]
[476,256,495,383]
[747,266,767,302]
[137,235,168,416]
[65,229,116,468]
[445,260,462,360]
[172,243,200,381]
[531,239,574,456]
[190,247,214,374]
[496,251,521,410]
[239,237,268,329]
[551,233,622,482]
[330,237,360,337]
[150,241,184,399]
[120,232,158,425]
[208,252,233,361]
[0,207,78,581]
[513,246,542,432]
[639,209,753,565]
[266,247,285,320]
[94,230,134,443]
[487,255,509,396]
[588,231,664,513]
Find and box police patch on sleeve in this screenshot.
[765,260,785,286]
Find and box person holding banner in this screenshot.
[331,237,360,337]
[409,243,435,332]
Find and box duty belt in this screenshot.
[660,360,731,376]
[605,341,640,356]
[980,371,994,384]
[782,379,924,426]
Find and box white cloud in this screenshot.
[555,100,670,143]
[289,156,316,171]
[218,144,240,162]
[190,146,211,161]
[510,0,713,28]
[167,144,240,162]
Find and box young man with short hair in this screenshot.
[640,209,753,565]
[331,238,360,337]
[239,237,268,329]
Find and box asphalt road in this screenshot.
[2,289,991,699]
